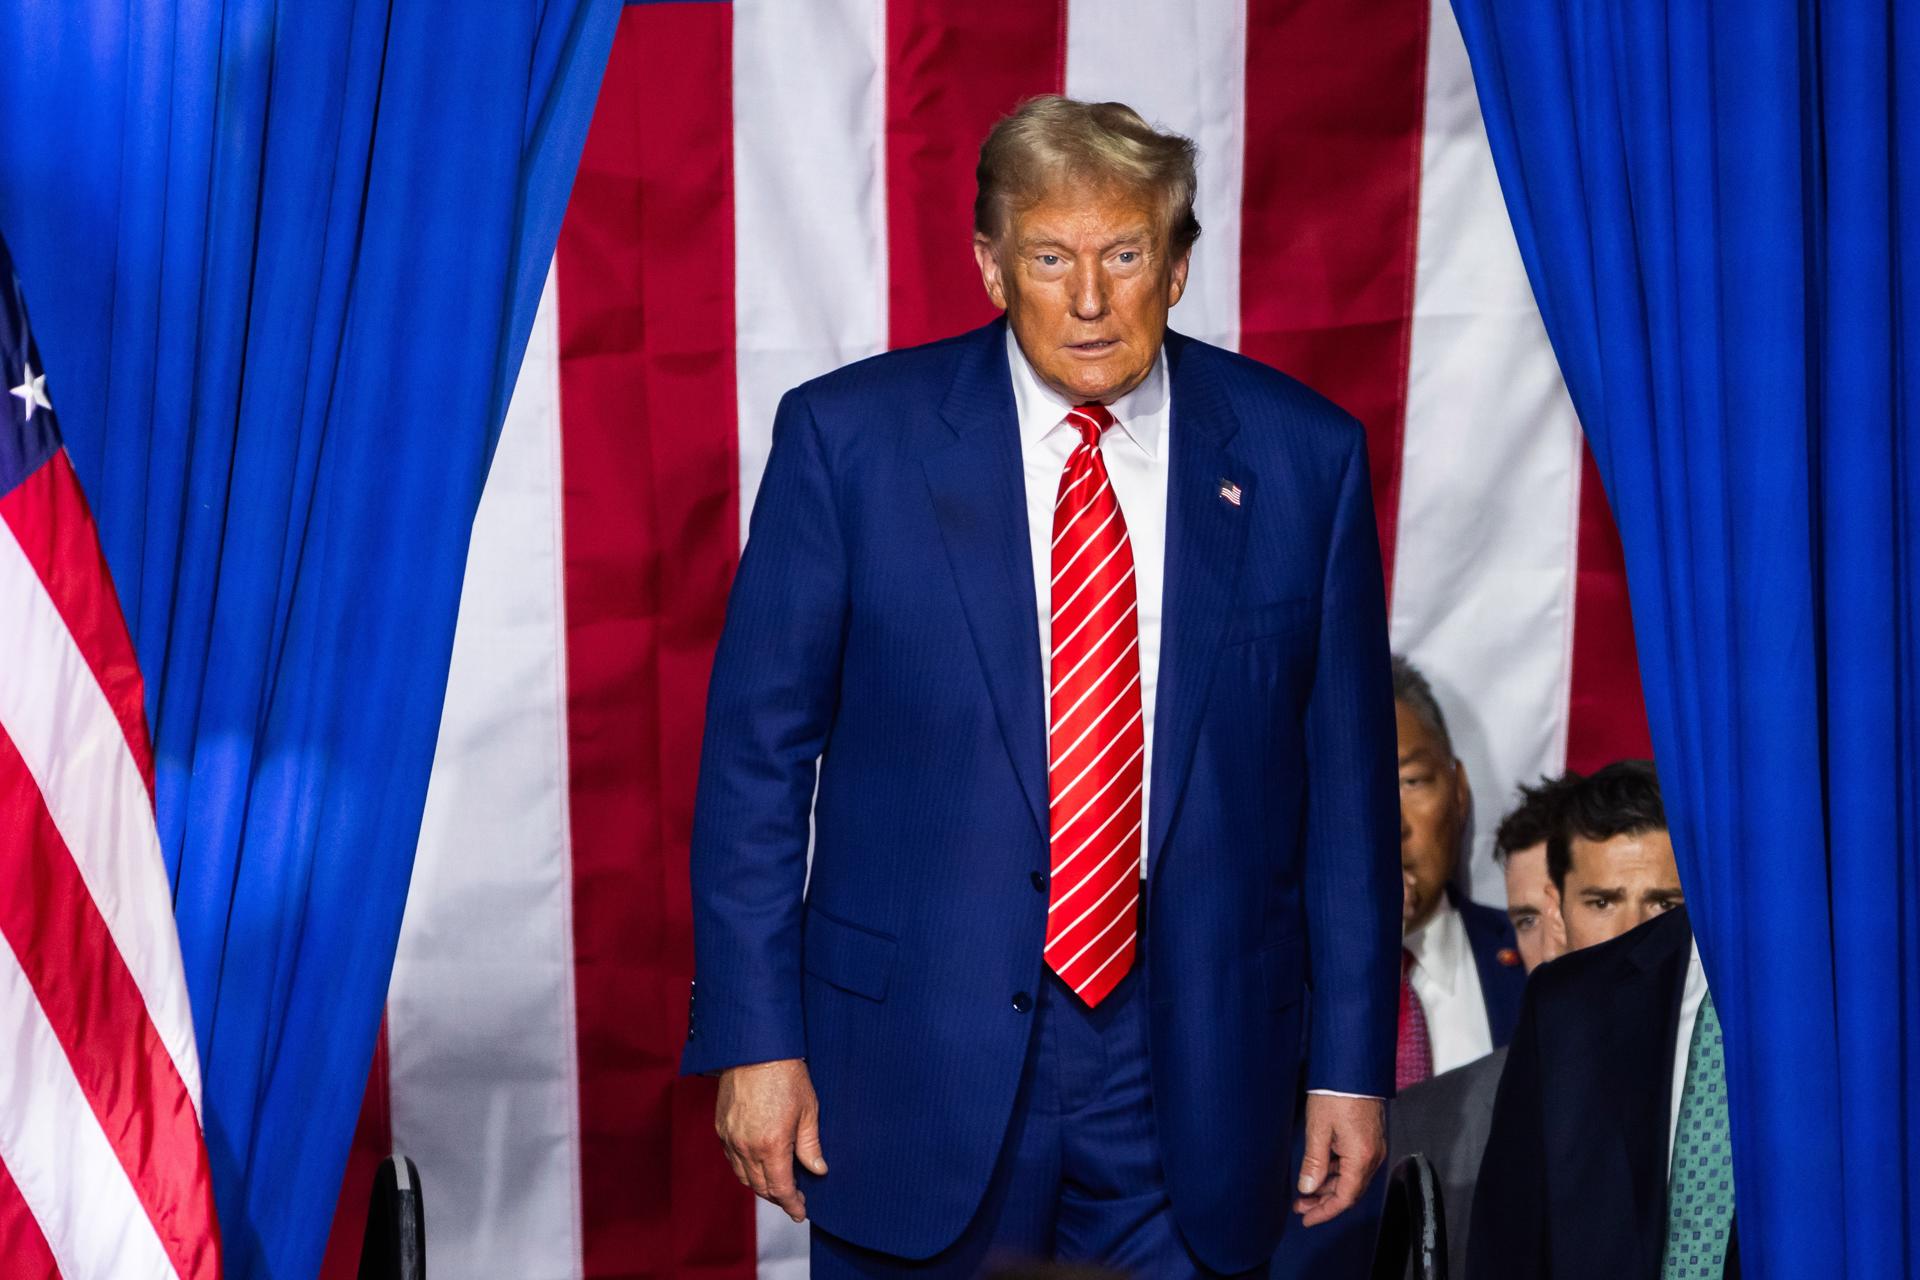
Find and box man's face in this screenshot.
[1559,829,1684,951]
[973,181,1189,405]
[1397,700,1468,934]
[1502,843,1565,973]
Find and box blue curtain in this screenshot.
[0,2,620,1275]
[1451,2,1917,1275]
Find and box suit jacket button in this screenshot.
[1030,871,1046,893]
[1012,992,1033,1013]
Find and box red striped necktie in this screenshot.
[1042,403,1144,1007]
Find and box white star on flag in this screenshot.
[11,361,50,419]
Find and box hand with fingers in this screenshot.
[715,1057,828,1223]
[1291,1092,1385,1227]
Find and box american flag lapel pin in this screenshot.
[1218,477,1242,507]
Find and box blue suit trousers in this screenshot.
[811,967,1267,1278]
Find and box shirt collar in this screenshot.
[1005,325,1167,459]
[1402,892,1466,996]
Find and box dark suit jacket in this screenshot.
[1455,887,1526,1048]
[1390,1045,1507,1280]
[1467,907,1737,1279]
[682,319,1402,1271]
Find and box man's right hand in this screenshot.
[715,1057,827,1222]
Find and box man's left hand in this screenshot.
[1293,1093,1385,1226]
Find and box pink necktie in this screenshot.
[1042,403,1144,1007]
[1396,948,1434,1090]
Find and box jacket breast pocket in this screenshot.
[1226,596,1317,646]
[803,904,898,1003]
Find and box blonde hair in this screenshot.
[975,96,1201,255]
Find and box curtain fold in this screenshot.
[0,3,620,1275]
[1451,2,1917,1275]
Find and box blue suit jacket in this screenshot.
[1456,886,1527,1048]
[682,320,1400,1271]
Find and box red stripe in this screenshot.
[1238,0,1433,589]
[316,1023,393,1280]
[0,452,155,799]
[1565,443,1652,771]
[0,1158,59,1280]
[0,728,220,1280]
[556,6,751,1278]
[885,0,1066,349]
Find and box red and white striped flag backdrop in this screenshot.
[348,1,1653,1277]
[0,340,222,1272]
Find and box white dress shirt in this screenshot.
[1008,329,1170,878]
[1669,937,1709,1177]
[1402,894,1495,1076]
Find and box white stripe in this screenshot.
[0,931,177,1280]
[1052,493,1118,558]
[1072,927,1139,994]
[733,0,889,545]
[1052,474,1113,548]
[756,1197,812,1280]
[1047,821,1140,913]
[1053,782,1144,875]
[1051,742,1146,840]
[1059,548,1128,633]
[1388,0,1584,907]
[1051,660,1140,741]
[1054,468,1095,509]
[1051,874,1135,966]
[0,520,203,1117]
[1049,610,1137,697]
[1052,568,1136,660]
[1065,0,1247,350]
[1048,706,1144,812]
[1051,655,1141,767]
[1052,505,1125,588]
[735,7,887,1267]
[387,267,586,1280]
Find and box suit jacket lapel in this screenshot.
[923,322,1049,838]
[1147,335,1250,874]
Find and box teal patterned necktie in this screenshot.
[1661,991,1735,1278]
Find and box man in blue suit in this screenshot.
[682,96,1401,1277]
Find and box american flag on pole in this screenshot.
[0,239,222,1278]
[328,2,1653,1278]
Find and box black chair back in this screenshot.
[357,1154,425,1280]
[1370,1153,1448,1280]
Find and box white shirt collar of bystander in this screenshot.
[1402,891,1467,998]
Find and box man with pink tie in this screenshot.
[683,97,1401,1277]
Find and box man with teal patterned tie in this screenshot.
[1465,764,1740,1280]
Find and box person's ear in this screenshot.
[974,234,1008,310]
[1167,246,1191,307]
